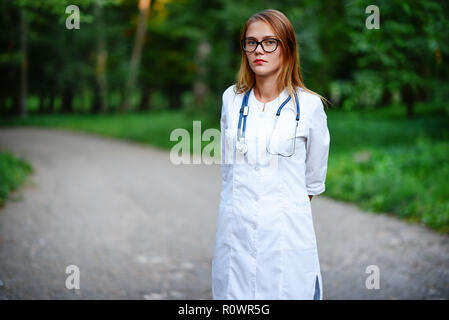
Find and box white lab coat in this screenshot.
[211,84,330,300]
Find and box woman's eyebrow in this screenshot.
[246,35,277,40]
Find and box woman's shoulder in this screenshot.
[220,84,237,120]
[221,84,240,115]
[296,87,327,122]
[298,87,325,108]
[222,84,237,101]
[296,87,322,105]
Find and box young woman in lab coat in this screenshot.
[212,9,330,299]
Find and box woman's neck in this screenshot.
[254,73,280,104]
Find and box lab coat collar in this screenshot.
[248,86,301,108]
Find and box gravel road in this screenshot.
[0,127,448,299]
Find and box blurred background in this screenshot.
[0,0,448,299]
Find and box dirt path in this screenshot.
[0,127,448,299]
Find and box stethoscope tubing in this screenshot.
[237,86,300,144]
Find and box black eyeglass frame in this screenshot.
[241,38,281,53]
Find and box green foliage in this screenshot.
[2,0,448,115]
[330,0,449,111]
[0,152,33,207]
[326,105,449,233]
[327,139,449,232]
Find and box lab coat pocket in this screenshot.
[267,109,306,157]
[266,117,296,156]
[282,119,307,160]
[283,199,316,251]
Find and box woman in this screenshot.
[212,9,330,300]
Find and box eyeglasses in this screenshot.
[242,38,281,53]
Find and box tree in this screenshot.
[121,0,151,111]
[341,0,449,117]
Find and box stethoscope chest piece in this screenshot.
[236,138,248,154]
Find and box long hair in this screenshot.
[235,9,329,106]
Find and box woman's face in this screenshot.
[244,21,283,78]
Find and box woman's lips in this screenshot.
[254,59,267,64]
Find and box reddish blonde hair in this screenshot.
[235,9,329,106]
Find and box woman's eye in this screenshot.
[248,41,256,45]
[266,40,275,45]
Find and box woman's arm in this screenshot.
[305,97,330,197]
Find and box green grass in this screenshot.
[325,103,449,233]
[0,152,33,207]
[0,110,220,153]
[326,137,449,232]
[1,103,448,233]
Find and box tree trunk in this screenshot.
[167,86,181,110]
[38,90,46,113]
[95,0,108,113]
[402,84,415,118]
[48,92,55,113]
[12,91,20,116]
[61,87,74,113]
[193,40,211,109]
[121,0,151,111]
[19,10,28,117]
[0,96,4,114]
[380,89,391,108]
[139,84,152,111]
[91,86,101,114]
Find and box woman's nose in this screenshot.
[255,43,265,54]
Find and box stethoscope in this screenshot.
[236,86,300,156]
